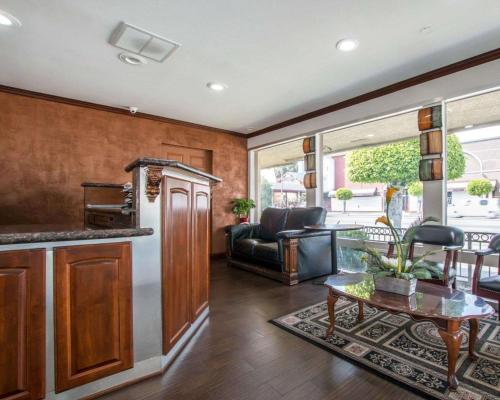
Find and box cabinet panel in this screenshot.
[0,249,45,400]
[191,183,210,320]
[162,177,192,353]
[54,243,132,392]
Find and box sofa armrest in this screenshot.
[443,245,463,251]
[225,223,260,255]
[474,247,496,256]
[224,223,260,236]
[276,229,330,240]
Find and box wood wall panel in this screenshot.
[162,144,213,174]
[54,243,133,392]
[0,92,247,254]
[162,178,192,353]
[0,249,45,400]
[191,184,211,320]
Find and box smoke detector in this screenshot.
[109,22,181,63]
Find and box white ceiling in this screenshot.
[1,0,500,134]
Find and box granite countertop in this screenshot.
[124,157,222,182]
[0,224,154,245]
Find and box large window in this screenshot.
[446,89,500,237]
[256,139,306,216]
[251,86,500,280]
[322,110,423,229]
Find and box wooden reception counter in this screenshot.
[0,158,221,400]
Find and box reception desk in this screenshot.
[0,158,221,400]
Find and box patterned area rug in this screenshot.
[271,298,500,400]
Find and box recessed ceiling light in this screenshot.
[367,134,374,137]
[207,82,227,92]
[336,38,359,52]
[464,124,474,129]
[0,10,21,27]
[118,52,147,65]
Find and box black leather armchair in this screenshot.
[387,224,464,287]
[225,207,331,285]
[472,233,500,318]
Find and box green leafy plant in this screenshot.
[357,187,439,281]
[466,179,493,197]
[407,181,423,197]
[347,135,465,186]
[335,187,353,212]
[231,198,256,217]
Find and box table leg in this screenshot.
[438,320,462,390]
[331,231,337,275]
[327,289,338,336]
[468,318,479,361]
[357,301,364,322]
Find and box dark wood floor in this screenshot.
[98,261,423,400]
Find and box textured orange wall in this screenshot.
[0,92,247,253]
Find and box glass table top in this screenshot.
[324,273,494,320]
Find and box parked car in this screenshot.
[449,198,500,218]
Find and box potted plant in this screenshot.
[231,198,256,224]
[358,187,438,296]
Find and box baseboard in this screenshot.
[210,252,226,260]
[160,307,209,371]
[74,309,210,400]
[228,258,284,283]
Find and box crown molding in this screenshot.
[248,47,500,138]
[0,84,246,139]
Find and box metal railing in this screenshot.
[360,225,496,250]
[339,226,498,284]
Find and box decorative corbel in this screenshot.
[145,166,163,202]
[282,238,299,285]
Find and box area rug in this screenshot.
[271,298,500,400]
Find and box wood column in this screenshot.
[191,183,211,321]
[282,238,299,285]
[162,177,192,353]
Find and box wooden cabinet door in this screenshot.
[162,177,192,353]
[0,249,45,400]
[191,183,210,320]
[54,242,133,392]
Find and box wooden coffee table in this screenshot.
[324,273,495,390]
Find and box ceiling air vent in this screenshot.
[109,22,181,63]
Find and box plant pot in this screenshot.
[239,216,249,224]
[373,276,417,296]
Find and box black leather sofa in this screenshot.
[225,207,332,285]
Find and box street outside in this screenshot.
[325,212,500,233]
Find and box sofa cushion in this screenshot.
[233,238,262,257]
[285,207,326,230]
[479,275,500,292]
[260,208,289,241]
[254,241,280,265]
